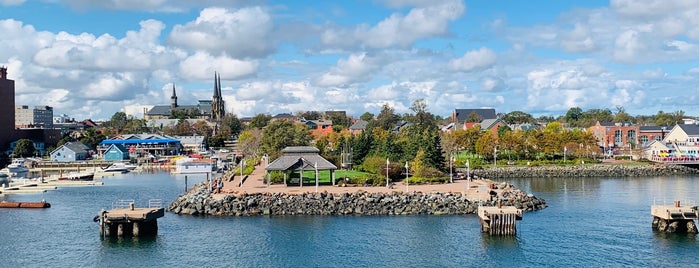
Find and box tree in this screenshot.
[261,120,312,158]
[221,114,243,138]
[123,119,146,134]
[13,139,35,157]
[80,128,106,149]
[238,128,262,158]
[565,107,583,126]
[613,106,634,123]
[174,119,193,136]
[249,113,272,129]
[105,112,128,133]
[374,103,400,131]
[465,111,482,123]
[297,111,322,120]
[192,120,212,137]
[360,112,374,122]
[408,98,437,130]
[503,111,534,124]
[475,132,497,160]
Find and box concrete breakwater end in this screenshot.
[470,164,699,179]
[167,183,547,216]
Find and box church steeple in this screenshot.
[211,72,225,121]
[170,83,178,109]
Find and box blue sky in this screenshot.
[1,0,698,121]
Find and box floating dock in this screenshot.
[477,203,522,236]
[95,199,164,237]
[0,200,51,208]
[651,200,698,233]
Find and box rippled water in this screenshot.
[1,172,697,267]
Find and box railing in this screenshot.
[113,199,134,209]
[149,199,163,208]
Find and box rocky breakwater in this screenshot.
[471,163,699,179]
[167,182,547,216]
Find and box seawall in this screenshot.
[167,182,547,216]
[469,163,699,178]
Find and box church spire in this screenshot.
[213,72,219,98]
[170,83,178,109]
[211,72,225,122]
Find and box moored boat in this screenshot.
[0,200,51,208]
[58,172,95,181]
[101,163,136,173]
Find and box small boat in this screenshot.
[0,200,51,208]
[101,163,136,173]
[58,172,94,181]
[5,159,30,173]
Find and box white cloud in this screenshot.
[449,47,496,72]
[0,0,24,6]
[322,0,465,50]
[178,52,258,80]
[315,53,381,87]
[169,7,274,58]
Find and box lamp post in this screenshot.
[466,160,470,180]
[563,146,567,164]
[264,154,269,188]
[449,153,454,183]
[493,146,498,167]
[239,158,245,187]
[405,161,409,192]
[385,158,390,188]
[315,162,318,193]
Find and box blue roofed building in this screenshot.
[98,133,182,157]
[50,141,90,162]
[103,144,130,161]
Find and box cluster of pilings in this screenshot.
[95,201,165,238]
[478,202,523,236]
[651,201,698,233]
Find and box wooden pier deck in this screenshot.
[651,201,698,233]
[478,205,523,236]
[95,199,165,237]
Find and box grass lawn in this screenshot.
[288,170,373,184]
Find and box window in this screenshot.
[640,136,648,144]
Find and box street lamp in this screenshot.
[385,158,390,188]
[493,146,498,167]
[563,146,567,164]
[466,160,470,181]
[449,153,454,183]
[239,158,246,187]
[264,154,269,188]
[405,161,409,192]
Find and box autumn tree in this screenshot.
[237,128,263,158]
[13,139,35,157]
[249,113,272,129]
[261,120,312,158]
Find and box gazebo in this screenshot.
[265,146,338,187]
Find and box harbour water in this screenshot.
[1,172,697,267]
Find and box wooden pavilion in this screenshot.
[265,146,338,187]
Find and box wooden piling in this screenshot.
[651,200,698,233]
[478,206,522,236]
[96,200,164,238]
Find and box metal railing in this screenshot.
[113,199,134,209]
[148,199,163,208]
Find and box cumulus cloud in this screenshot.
[58,0,260,12]
[322,0,465,50]
[450,47,496,72]
[169,7,274,58]
[315,53,382,87]
[0,0,24,6]
[178,52,258,80]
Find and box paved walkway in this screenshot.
[212,162,494,200]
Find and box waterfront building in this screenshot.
[15,105,54,129]
[588,121,640,154]
[98,133,181,157]
[145,73,226,122]
[644,124,699,160]
[102,144,130,161]
[0,67,61,152]
[50,142,90,162]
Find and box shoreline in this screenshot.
[469,162,699,178]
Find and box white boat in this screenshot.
[5,159,29,173]
[174,158,214,174]
[58,171,95,181]
[101,163,136,173]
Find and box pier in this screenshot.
[95,199,165,237]
[477,202,522,236]
[651,201,698,233]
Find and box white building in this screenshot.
[15,105,53,129]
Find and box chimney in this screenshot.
[0,66,7,80]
